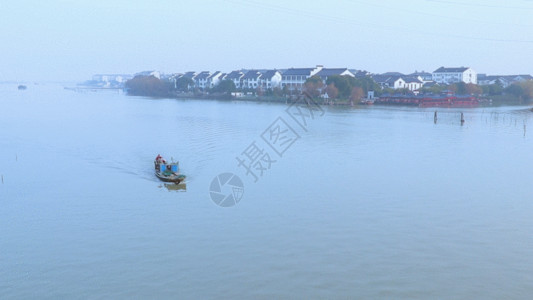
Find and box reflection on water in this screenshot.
[160,182,187,192]
[1,84,533,299]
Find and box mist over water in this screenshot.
[1,84,533,298]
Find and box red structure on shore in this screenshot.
[375,94,479,108]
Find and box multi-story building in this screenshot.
[281,65,323,90]
[206,71,223,88]
[432,67,477,84]
[259,70,282,90]
[241,70,262,89]
[194,71,211,89]
[225,71,245,89]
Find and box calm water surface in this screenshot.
[1,84,533,299]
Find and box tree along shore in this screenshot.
[124,75,533,106]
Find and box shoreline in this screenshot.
[126,91,532,108]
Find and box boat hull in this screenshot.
[155,172,185,183]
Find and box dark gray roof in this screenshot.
[354,70,371,77]
[502,75,533,80]
[372,75,421,84]
[478,75,500,81]
[283,68,315,76]
[207,71,222,79]
[226,71,244,80]
[381,72,404,76]
[182,71,197,79]
[403,76,423,83]
[195,71,211,80]
[433,67,469,73]
[135,70,156,76]
[423,81,439,87]
[219,73,227,79]
[372,75,398,84]
[261,70,280,79]
[243,70,262,80]
[410,71,432,76]
[315,68,351,77]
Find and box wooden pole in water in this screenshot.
[524,124,527,137]
[1,175,3,184]
[434,111,438,124]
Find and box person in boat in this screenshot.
[163,164,174,176]
[155,154,166,164]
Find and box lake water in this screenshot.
[1,83,533,299]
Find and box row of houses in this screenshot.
[163,66,483,92]
[477,74,533,88]
[371,68,533,92]
[164,66,374,91]
[110,66,530,93]
[168,70,282,90]
[371,67,479,91]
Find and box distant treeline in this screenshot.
[125,74,533,104]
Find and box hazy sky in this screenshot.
[2,0,533,81]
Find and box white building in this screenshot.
[372,74,424,91]
[432,67,477,84]
[260,70,282,89]
[281,65,323,90]
[403,76,424,91]
[92,74,131,83]
[92,74,132,84]
[194,71,211,89]
[242,70,262,89]
[225,71,244,89]
[207,71,223,88]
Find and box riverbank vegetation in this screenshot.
[125,74,533,105]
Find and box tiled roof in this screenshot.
[433,67,469,73]
[207,71,222,79]
[243,70,262,80]
[261,70,280,79]
[195,71,211,80]
[382,72,404,76]
[403,76,423,83]
[410,71,432,76]
[226,71,244,80]
[182,71,197,79]
[372,75,421,84]
[283,68,315,76]
[315,68,351,77]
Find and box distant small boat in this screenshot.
[18,85,27,90]
[154,155,186,183]
[359,99,375,105]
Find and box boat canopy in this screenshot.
[160,163,179,173]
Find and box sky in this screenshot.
[2,0,533,82]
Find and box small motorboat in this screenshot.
[359,98,375,105]
[18,85,27,90]
[154,154,186,183]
